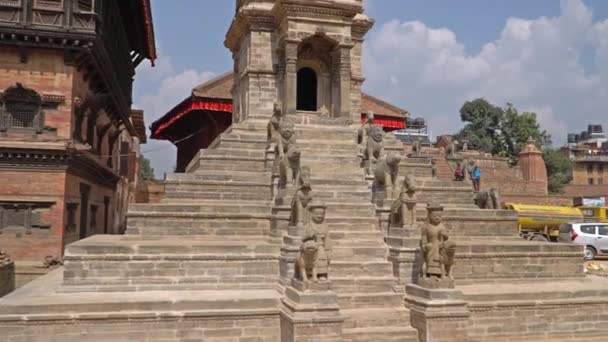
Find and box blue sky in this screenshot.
[134,0,608,177]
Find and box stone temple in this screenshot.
[2,1,608,341]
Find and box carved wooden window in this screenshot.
[1,83,43,133]
[34,0,63,10]
[66,203,78,232]
[76,0,94,13]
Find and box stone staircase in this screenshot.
[61,120,281,293]
[275,121,419,341]
[384,142,608,341]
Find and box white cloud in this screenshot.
[363,0,608,147]
[133,49,216,178]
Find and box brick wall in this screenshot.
[463,154,548,196]
[64,173,116,245]
[0,170,66,260]
[135,180,165,204]
[563,184,608,197]
[0,47,74,139]
[502,194,573,206]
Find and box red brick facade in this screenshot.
[0,48,142,264]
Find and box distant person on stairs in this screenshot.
[454,162,464,181]
[472,165,481,191]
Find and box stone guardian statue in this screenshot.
[364,125,385,175]
[373,152,401,196]
[390,173,418,228]
[294,202,331,282]
[419,203,456,288]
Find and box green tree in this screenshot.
[455,99,551,163]
[139,155,155,181]
[543,148,573,194]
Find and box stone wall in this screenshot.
[0,315,281,342]
[502,194,573,206]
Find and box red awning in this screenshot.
[360,117,406,129]
[151,99,232,139]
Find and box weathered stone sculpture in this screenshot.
[357,111,374,147]
[290,178,313,227]
[461,140,469,152]
[475,188,500,209]
[364,125,384,175]
[446,138,458,159]
[266,101,282,149]
[390,173,418,228]
[373,152,401,195]
[419,203,456,288]
[411,137,422,157]
[294,202,331,282]
[274,119,300,187]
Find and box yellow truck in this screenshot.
[505,203,608,242]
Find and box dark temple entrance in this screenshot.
[297,67,317,111]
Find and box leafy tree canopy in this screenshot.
[139,155,155,181]
[543,148,573,194]
[455,99,551,163]
[455,98,571,193]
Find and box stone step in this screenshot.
[331,261,393,277]
[460,277,608,341]
[333,245,388,259]
[454,240,585,283]
[341,308,410,329]
[331,277,397,293]
[126,217,272,237]
[163,190,273,202]
[62,236,280,291]
[337,292,403,309]
[129,202,271,215]
[168,170,271,183]
[342,327,419,342]
[191,157,267,172]
[202,147,266,158]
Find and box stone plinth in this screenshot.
[280,279,344,342]
[386,224,420,286]
[0,260,15,298]
[405,284,470,342]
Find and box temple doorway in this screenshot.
[297,67,317,111]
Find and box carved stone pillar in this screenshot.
[337,44,352,120]
[284,39,299,115]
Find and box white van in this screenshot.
[559,222,608,260]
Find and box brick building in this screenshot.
[0,0,155,281]
[562,125,608,196]
[150,72,410,172]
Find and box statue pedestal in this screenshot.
[280,279,344,342]
[386,224,420,286]
[405,284,470,342]
[278,225,305,287]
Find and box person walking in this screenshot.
[454,162,464,181]
[472,165,481,191]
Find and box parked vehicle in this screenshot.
[506,203,608,242]
[559,222,608,260]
